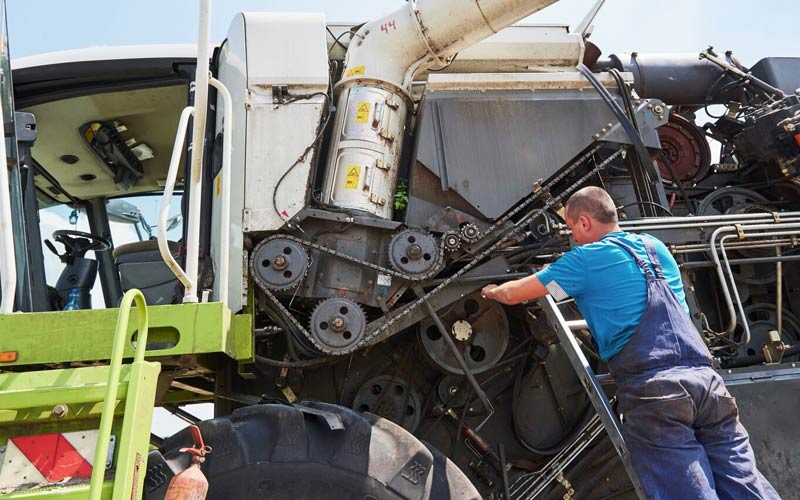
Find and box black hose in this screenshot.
[579,64,662,214]
[254,353,340,369]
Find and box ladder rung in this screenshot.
[595,374,613,384]
[565,319,588,330]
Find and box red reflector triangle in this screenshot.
[11,433,93,482]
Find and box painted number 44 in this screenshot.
[381,20,397,33]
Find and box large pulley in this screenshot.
[388,229,440,277]
[352,375,422,432]
[309,298,366,354]
[419,292,509,375]
[739,304,800,361]
[655,113,711,183]
[251,238,310,291]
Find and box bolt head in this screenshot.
[52,404,69,419]
[331,316,347,332]
[272,255,288,270]
[406,243,423,260]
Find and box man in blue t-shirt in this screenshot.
[481,187,778,500]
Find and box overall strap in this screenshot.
[638,235,665,279]
[605,237,656,281]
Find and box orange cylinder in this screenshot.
[164,460,209,500]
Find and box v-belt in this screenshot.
[258,145,624,356]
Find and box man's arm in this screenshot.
[481,273,548,305]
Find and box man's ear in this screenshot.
[579,214,592,231]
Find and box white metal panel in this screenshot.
[243,91,325,228]
[242,12,328,87]
[212,14,248,311]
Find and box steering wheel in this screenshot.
[49,229,112,261]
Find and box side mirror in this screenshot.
[165,213,183,232]
[106,199,141,224]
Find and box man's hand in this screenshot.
[481,284,499,301]
[481,274,550,305]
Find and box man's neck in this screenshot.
[599,224,623,238]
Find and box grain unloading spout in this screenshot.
[321,0,560,218]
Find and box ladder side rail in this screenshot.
[88,289,149,500]
[540,295,647,499]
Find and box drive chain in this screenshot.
[259,146,622,356]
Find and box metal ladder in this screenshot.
[538,295,647,499]
[0,290,160,499]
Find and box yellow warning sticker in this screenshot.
[215,176,221,197]
[345,65,366,77]
[344,166,361,189]
[355,102,371,124]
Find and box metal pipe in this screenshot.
[681,254,800,269]
[620,211,800,226]
[209,77,232,306]
[0,96,16,314]
[183,0,212,303]
[719,234,751,344]
[158,106,195,289]
[672,238,795,253]
[708,226,742,336]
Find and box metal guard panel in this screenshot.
[0,303,252,366]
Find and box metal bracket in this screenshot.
[762,330,788,365]
[292,403,345,431]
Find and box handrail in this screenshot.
[88,289,149,500]
[158,105,195,289]
[209,77,232,306]
[0,94,17,314]
[183,0,212,304]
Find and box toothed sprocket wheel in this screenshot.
[442,231,461,252]
[251,237,310,291]
[388,229,439,277]
[459,223,481,243]
[309,298,366,353]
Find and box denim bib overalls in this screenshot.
[604,237,779,500]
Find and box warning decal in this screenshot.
[345,65,366,77]
[344,166,361,189]
[355,102,371,124]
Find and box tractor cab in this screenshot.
[7,47,198,312]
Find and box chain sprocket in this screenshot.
[309,298,366,354]
[251,238,310,291]
[388,229,441,277]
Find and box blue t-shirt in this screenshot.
[536,231,689,361]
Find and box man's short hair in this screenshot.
[565,186,618,224]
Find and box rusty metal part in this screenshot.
[388,229,440,276]
[655,112,711,182]
[459,222,481,243]
[443,230,462,252]
[251,238,310,291]
[309,298,366,354]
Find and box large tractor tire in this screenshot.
[144,402,480,499]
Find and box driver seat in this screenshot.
[113,240,181,305]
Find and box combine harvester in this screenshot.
[1,0,799,497]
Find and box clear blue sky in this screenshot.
[7,0,798,68]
